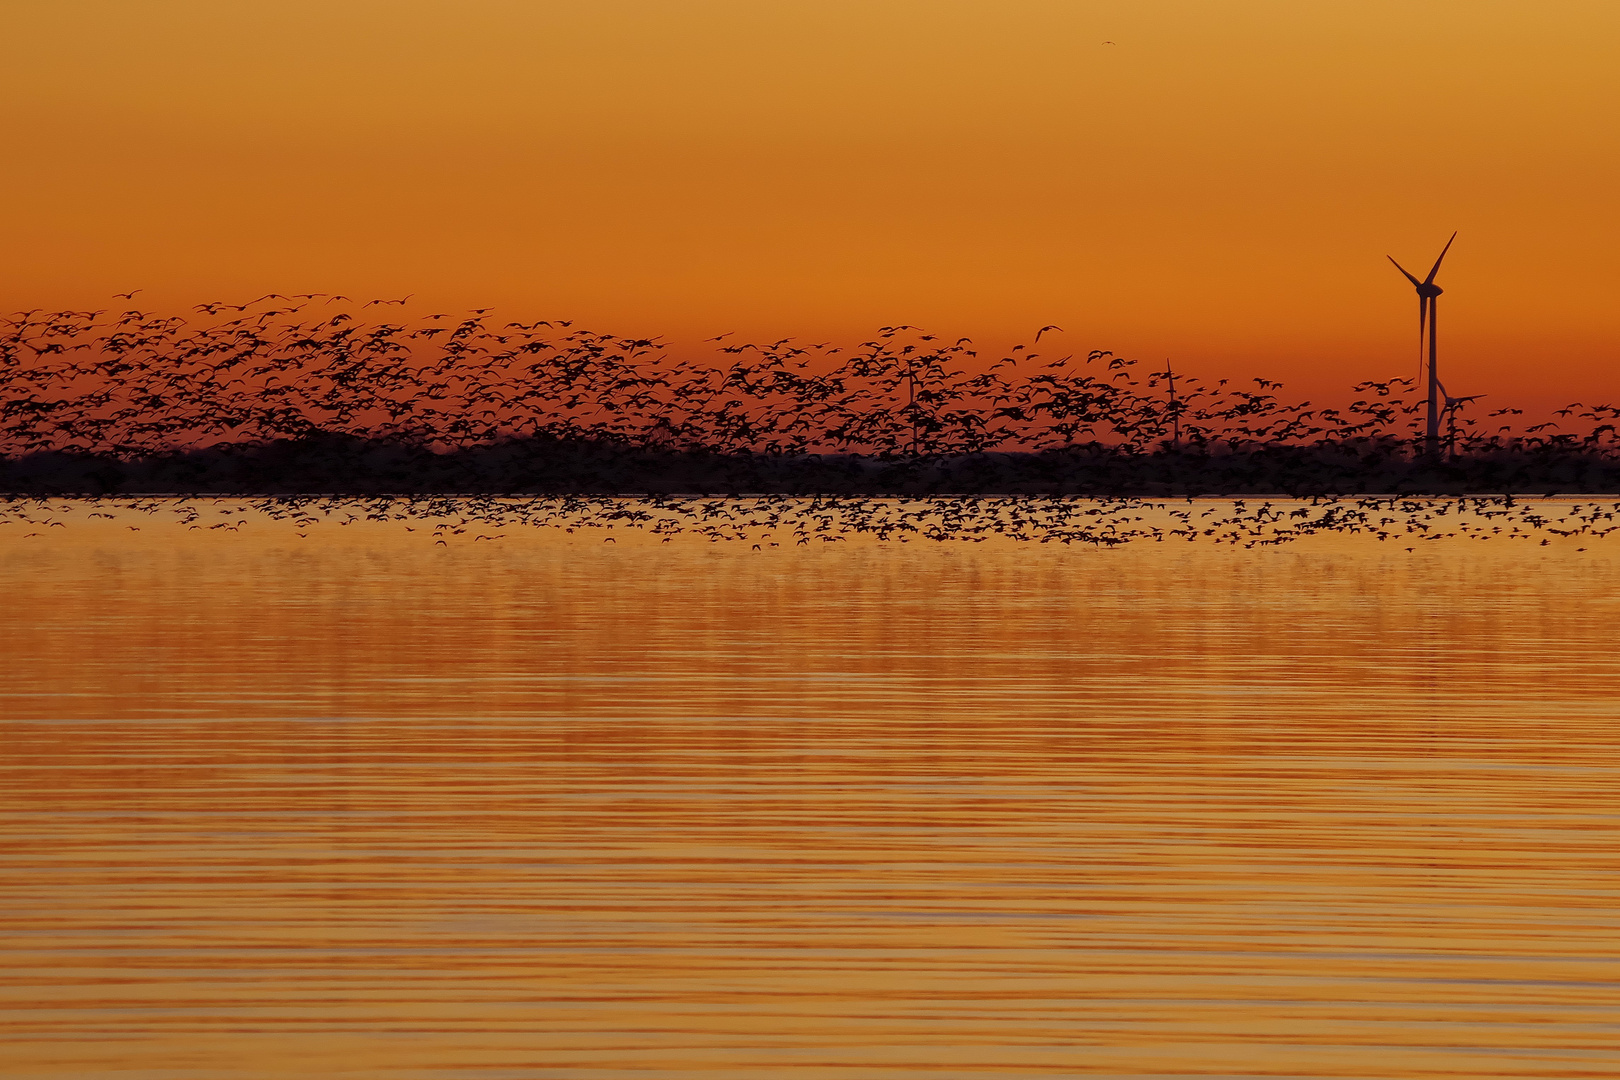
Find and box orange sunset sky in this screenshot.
[4,1,1617,411]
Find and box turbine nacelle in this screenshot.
[1388,231,1457,294]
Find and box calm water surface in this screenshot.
[3,503,1619,1077]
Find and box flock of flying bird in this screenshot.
[1,491,1617,550]
[4,295,1620,546]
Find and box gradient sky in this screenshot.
[4,1,1617,408]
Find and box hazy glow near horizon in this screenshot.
[4,0,1617,407]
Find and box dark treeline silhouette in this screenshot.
[6,298,1620,495]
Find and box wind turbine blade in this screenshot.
[1419,295,1428,378]
[1388,256,1423,288]
[1423,231,1458,285]
[1432,294,1443,381]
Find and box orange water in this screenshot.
[3,504,1619,1077]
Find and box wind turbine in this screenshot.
[1388,231,1457,457]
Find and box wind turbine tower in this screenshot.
[1388,232,1457,458]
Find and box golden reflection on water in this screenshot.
[3,503,1620,1078]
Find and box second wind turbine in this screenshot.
[1389,232,1457,457]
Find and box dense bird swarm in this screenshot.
[5,298,1620,496]
[3,494,1617,550]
